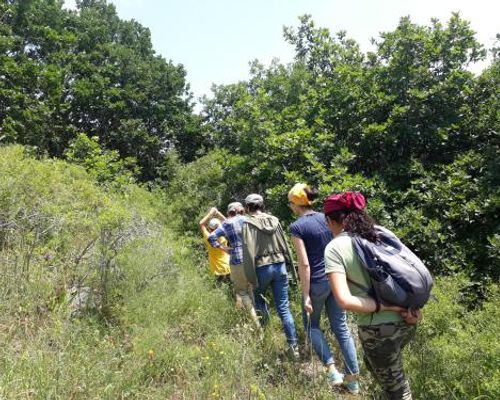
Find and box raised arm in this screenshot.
[199,208,215,233]
[211,208,226,221]
[199,207,225,234]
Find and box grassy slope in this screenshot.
[0,146,498,399]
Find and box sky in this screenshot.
[64,0,499,109]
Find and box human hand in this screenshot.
[401,308,422,325]
[303,295,313,315]
[221,245,232,254]
[210,207,218,215]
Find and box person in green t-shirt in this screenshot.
[323,192,421,400]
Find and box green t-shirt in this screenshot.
[324,233,402,326]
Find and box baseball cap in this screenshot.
[245,193,264,206]
[227,202,244,214]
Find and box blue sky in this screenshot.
[65,1,499,109]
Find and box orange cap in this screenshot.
[288,183,312,206]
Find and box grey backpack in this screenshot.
[352,226,433,309]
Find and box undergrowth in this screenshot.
[0,145,498,399]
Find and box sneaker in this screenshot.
[287,345,300,360]
[344,380,360,395]
[328,370,344,386]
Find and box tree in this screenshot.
[0,0,199,181]
[198,14,498,283]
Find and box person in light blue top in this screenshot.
[288,183,360,394]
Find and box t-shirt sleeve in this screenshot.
[324,241,346,275]
[289,221,302,238]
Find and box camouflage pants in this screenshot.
[358,323,416,400]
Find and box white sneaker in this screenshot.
[328,370,344,385]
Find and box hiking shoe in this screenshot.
[328,370,344,386]
[287,345,300,360]
[344,380,360,395]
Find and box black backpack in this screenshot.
[351,226,433,309]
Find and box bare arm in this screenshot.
[199,208,215,231]
[292,236,310,297]
[292,236,313,314]
[212,208,226,221]
[328,272,404,313]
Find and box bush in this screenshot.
[406,275,500,399]
[2,145,498,399]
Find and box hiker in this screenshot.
[242,193,299,358]
[208,202,260,327]
[288,183,360,393]
[199,207,231,284]
[323,192,422,400]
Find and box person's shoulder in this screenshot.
[290,218,300,229]
[314,211,326,220]
[290,217,304,234]
[334,233,352,243]
[259,212,276,219]
[327,233,351,250]
[324,238,336,252]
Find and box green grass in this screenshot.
[0,145,498,399]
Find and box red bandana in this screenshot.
[323,192,366,214]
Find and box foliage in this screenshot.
[0,0,199,180]
[0,144,132,316]
[165,148,249,236]
[1,7,499,399]
[64,132,140,188]
[406,275,500,399]
[1,147,499,399]
[199,14,499,283]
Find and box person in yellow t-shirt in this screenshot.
[199,207,231,284]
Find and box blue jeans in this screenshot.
[254,262,298,346]
[303,280,359,374]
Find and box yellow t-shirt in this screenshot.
[203,231,231,276]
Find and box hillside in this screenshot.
[1,1,499,398]
[0,146,498,399]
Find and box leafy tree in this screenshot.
[198,14,499,284]
[0,0,199,181]
[64,132,139,188]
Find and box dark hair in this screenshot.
[304,187,320,201]
[326,209,378,242]
[298,187,319,209]
[228,209,245,217]
[246,202,263,213]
